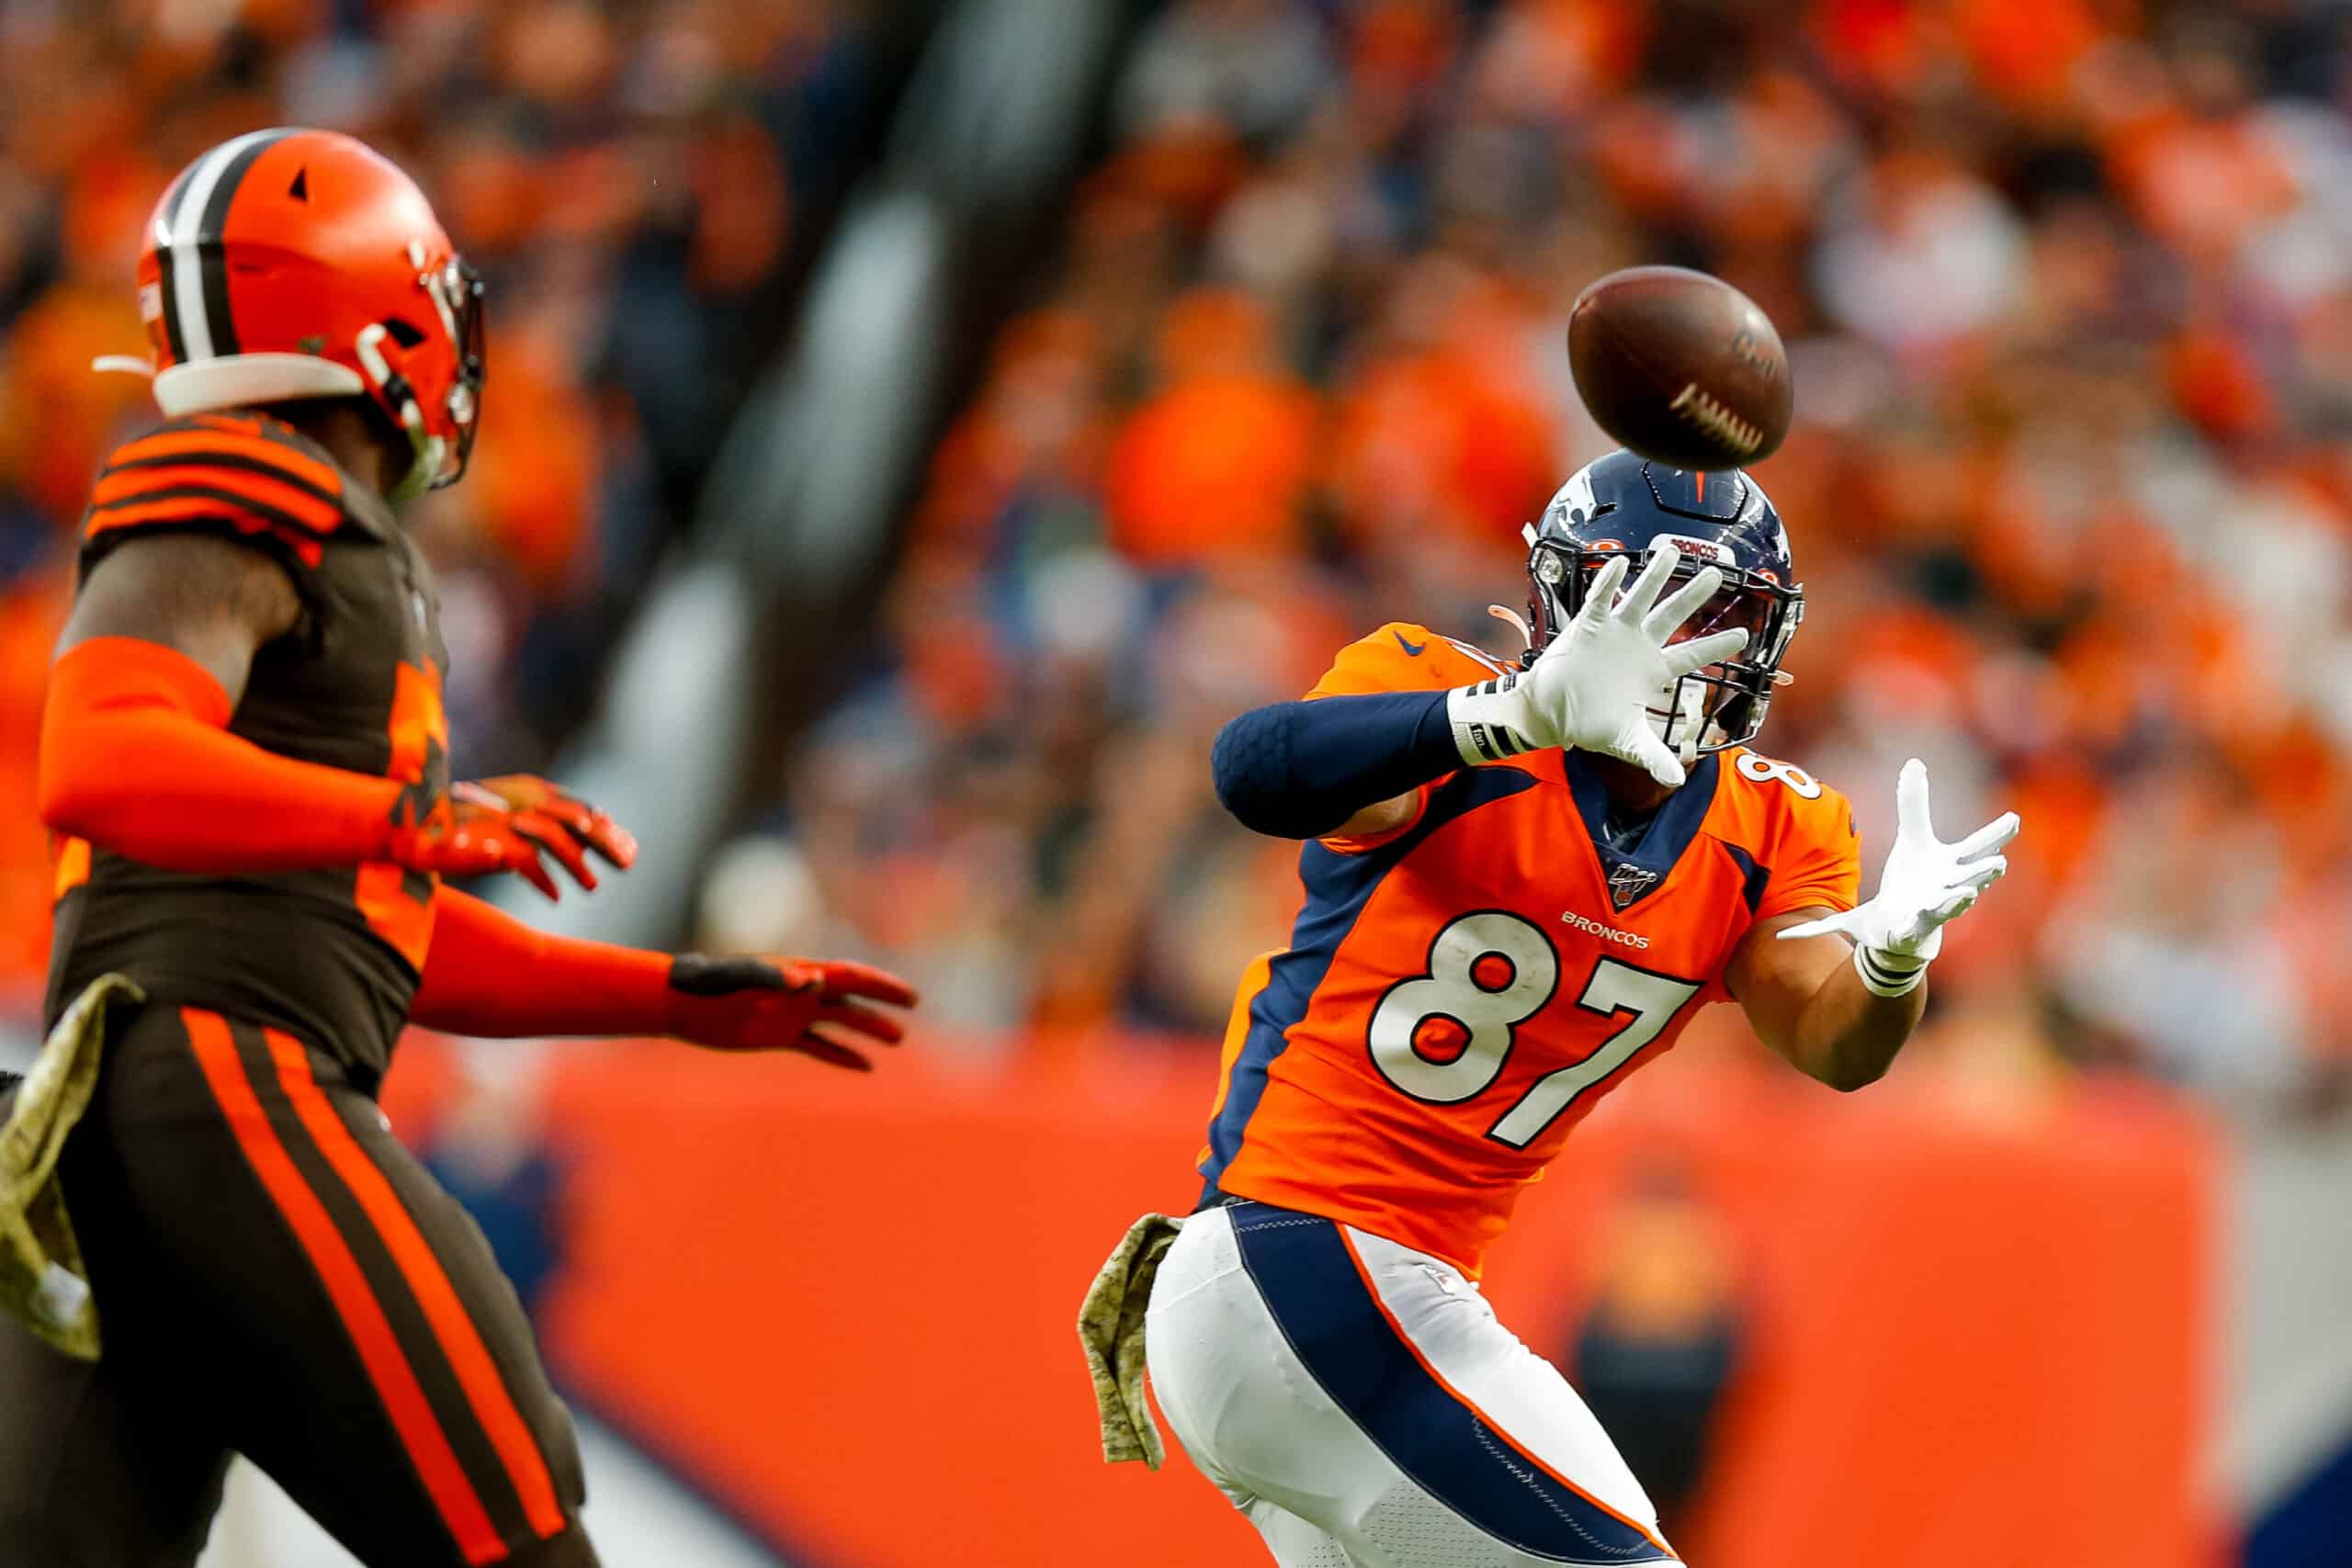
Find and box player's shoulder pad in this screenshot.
[85,412,352,564]
[1714,747,1859,851]
[1308,622,1518,699]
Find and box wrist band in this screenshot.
[1445,676,1534,767]
[1853,942,1928,998]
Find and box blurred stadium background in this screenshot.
[1,0,2349,1563]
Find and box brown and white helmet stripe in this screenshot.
[153,128,300,366]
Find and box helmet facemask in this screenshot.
[427,254,486,481]
[356,245,486,501]
[1523,540,1802,757]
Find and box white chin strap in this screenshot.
[1645,674,1714,765]
[356,321,446,501]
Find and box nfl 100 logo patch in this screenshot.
[1606,861,1660,911]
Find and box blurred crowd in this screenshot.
[735,0,2352,1103]
[0,0,877,1009]
[3,0,2347,1110]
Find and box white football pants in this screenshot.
[1144,1201,1679,1568]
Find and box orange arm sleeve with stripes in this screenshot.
[38,636,408,871]
[409,886,672,1039]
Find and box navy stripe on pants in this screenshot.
[1229,1202,1671,1564]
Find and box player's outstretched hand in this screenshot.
[1448,546,1747,788]
[460,775,639,888]
[663,954,918,1071]
[385,777,638,901]
[1777,758,2018,991]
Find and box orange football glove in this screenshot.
[663,955,918,1071]
[459,775,639,886]
[387,776,638,900]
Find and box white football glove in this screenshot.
[1776,758,2019,996]
[1445,547,1750,788]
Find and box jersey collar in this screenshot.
[1558,750,1723,915]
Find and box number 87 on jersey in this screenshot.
[1197,660,1857,1275]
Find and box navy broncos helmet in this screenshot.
[1521,449,1802,755]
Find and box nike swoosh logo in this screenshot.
[1393,631,1428,657]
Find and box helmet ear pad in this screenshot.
[1519,541,1577,667]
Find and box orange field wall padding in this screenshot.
[381,1035,2219,1568]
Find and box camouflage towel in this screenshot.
[0,974,142,1361]
[1077,1212,1185,1468]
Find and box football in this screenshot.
[1567,266,1792,471]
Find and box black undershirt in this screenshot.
[1599,803,1660,854]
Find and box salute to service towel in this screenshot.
[0,974,142,1360]
[1078,1212,1185,1468]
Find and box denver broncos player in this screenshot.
[0,129,912,1568]
[1141,453,2018,1565]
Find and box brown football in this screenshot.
[1567,266,1792,471]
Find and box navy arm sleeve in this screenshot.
[1210,691,1461,840]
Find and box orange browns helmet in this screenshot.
[108,129,483,500]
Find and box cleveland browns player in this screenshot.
[0,128,913,1567]
[1115,453,2018,1565]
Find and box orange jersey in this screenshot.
[1199,624,1860,1273]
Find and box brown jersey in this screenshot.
[44,411,450,1086]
